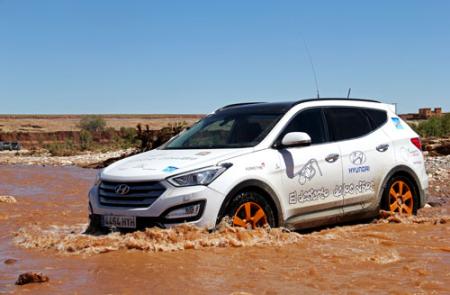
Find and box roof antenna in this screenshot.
[302,36,320,99]
[347,88,351,98]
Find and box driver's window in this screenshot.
[282,108,326,144]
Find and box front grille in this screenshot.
[98,181,166,208]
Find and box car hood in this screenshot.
[101,148,253,182]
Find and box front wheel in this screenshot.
[84,215,107,235]
[383,176,419,215]
[225,191,276,229]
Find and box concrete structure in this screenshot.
[400,107,444,120]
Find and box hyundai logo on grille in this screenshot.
[115,184,130,195]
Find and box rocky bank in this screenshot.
[0,149,135,168]
[425,154,450,206]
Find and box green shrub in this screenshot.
[79,116,106,133]
[413,114,450,137]
[46,139,77,156]
[120,127,137,146]
[80,129,93,150]
[105,127,119,141]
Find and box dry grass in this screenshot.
[0,114,204,133]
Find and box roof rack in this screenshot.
[294,97,381,105]
[215,102,265,112]
[213,98,381,114]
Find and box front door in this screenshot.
[276,108,343,224]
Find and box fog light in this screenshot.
[165,203,201,219]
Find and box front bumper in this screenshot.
[89,201,204,231]
[88,181,224,230]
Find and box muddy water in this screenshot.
[1,166,449,294]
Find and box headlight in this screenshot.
[94,170,102,186]
[167,164,231,187]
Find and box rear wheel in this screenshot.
[225,191,276,229]
[383,176,418,215]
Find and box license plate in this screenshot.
[102,215,136,229]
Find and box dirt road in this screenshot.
[0,163,449,294]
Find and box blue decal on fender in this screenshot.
[163,166,179,172]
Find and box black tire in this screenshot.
[224,191,276,228]
[382,175,419,215]
[84,215,108,235]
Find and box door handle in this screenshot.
[376,144,389,152]
[325,153,339,163]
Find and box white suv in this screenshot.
[88,98,428,231]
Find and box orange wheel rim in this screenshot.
[388,180,414,215]
[232,202,268,229]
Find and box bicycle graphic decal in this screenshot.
[295,158,322,185]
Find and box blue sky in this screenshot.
[1,0,449,114]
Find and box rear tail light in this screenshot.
[411,137,422,150]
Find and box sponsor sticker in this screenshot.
[400,146,421,161]
[245,162,266,171]
[348,151,370,174]
[289,187,329,204]
[333,180,375,198]
[391,117,404,129]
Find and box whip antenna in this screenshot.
[302,37,320,99]
[347,88,352,98]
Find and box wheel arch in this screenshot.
[379,165,426,209]
[217,179,283,227]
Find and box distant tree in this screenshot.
[79,116,106,133]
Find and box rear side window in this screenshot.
[325,107,372,141]
[364,108,387,129]
[281,108,327,144]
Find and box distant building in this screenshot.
[400,107,444,120]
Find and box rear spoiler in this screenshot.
[382,103,397,114]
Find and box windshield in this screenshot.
[163,113,282,149]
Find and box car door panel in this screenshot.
[278,143,343,218]
[274,108,344,225]
[338,128,394,210]
[324,107,394,214]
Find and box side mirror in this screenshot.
[280,132,311,148]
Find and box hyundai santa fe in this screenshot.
[87,98,428,231]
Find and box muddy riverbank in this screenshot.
[0,158,449,294]
[0,149,135,168]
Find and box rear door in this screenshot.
[276,108,343,224]
[324,107,394,214]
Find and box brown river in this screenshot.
[0,165,449,294]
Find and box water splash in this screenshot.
[0,195,17,203]
[376,210,450,224]
[14,222,303,255]
[13,211,450,256]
